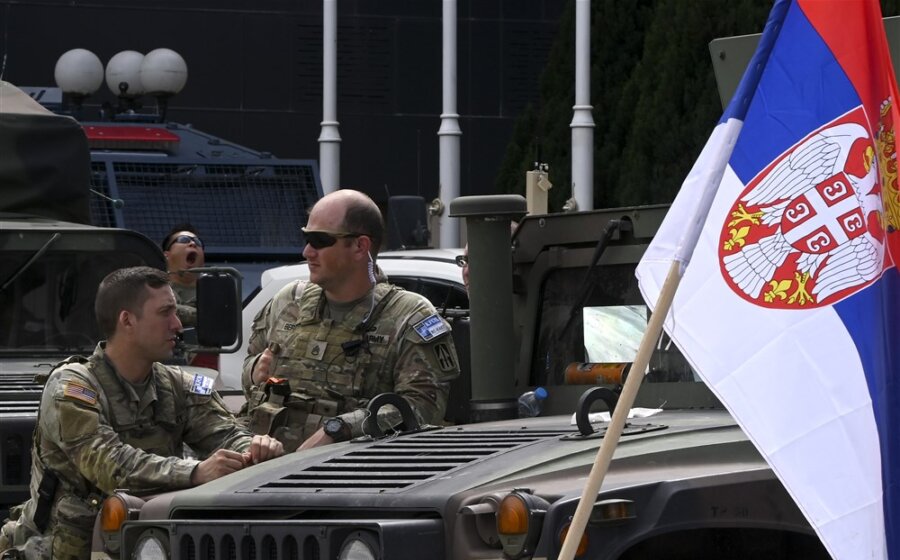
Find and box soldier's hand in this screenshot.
[252,348,275,384]
[297,428,334,451]
[190,449,246,485]
[245,435,284,465]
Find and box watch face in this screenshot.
[324,418,342,434]
[324,418,346,440]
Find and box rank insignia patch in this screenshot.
[63,382,98,405]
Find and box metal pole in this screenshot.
[570,0,594,211]
[318,0,340,194]
[450,195,526,422]
[437,0,461,247]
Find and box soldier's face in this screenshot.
[302,202,357,289]
[462,244,469,292]
[131,285,183,361]
[164,230,206,277]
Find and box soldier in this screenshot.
[0,267,282,559]
[242,189,460,452]
[457,244,469,292]
[162,223,205,327]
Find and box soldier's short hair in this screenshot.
[95,266,170,338]
[342,194,385,255]
[161,223,200,251]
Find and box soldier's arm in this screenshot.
[389,312,460,425]
[182,382,254,457]
[241,281,306,396]
[242,298,275,397]
[176,302,197,327]
[42,371,200,495]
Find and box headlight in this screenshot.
[132,529,169,560]
[496,490,550,559]
[338,530,379,560]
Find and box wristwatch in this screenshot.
[323,416,352,443]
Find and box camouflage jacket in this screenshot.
[172,282,197,327]
[7,343,251,558]
[241,280,460,450]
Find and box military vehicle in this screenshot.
[0,82,240,518]
[88,196,831,560]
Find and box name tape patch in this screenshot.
[367,333,389,345]
[413,314,449,342]
[190,374,215,395]
[63,382,97,405]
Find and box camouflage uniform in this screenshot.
[0,343,252,559]
[241,280,460,451]
[172,283,197,327]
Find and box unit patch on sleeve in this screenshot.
[434,343,456,372]
[63,381,98,405]
[413,314,450,341]
[190,374,215,395]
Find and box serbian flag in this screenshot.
[636,0,899,558]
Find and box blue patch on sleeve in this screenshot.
[413,314,449,341]
[190,374,215,395]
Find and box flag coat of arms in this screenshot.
[636,1,899,559]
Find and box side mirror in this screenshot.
[192,267,242,353]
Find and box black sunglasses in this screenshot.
[455,255,468,267]
[301,227,364,249]
[165,234,203,250]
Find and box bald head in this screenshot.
[312,189,385,254]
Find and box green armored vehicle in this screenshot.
[0,83,168,515]
[89,197,830,560]
[0,82,239,518]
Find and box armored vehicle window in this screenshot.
[531,264,696,387]
[583,305,647,362]
[0,250,148,353]
[390,277,468,312]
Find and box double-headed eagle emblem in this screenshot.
[719,106,888,308]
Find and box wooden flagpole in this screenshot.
[557,259,683,560]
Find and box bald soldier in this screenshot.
[0,267,282,560]
[242,189,460,452]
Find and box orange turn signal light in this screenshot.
[497,494,529,535]
[100,495,128,532]
[559,523,588,557]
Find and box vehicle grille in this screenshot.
[0,373,43,410]
[125,519,440,560]
[256,428,569,493]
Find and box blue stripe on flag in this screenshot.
[729,1,861,185]
[836,271,900,555]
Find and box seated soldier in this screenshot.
[0,267,282,559]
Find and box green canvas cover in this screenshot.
[0,81,90,224]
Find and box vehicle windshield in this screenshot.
[0,250,147,353]
[532,263,697,386]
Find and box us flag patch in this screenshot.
[63,382,97,405]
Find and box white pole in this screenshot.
[570,0,594,211]
[437,0,461,248]
[318,0,340,194]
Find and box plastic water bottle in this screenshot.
[518,387,548,418]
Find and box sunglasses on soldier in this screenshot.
[301,227,364,249]
[165,234,204,250]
